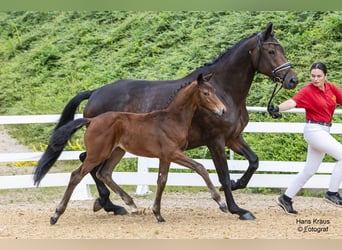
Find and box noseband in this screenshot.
[254,32,293,106]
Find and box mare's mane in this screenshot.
[160,33,257,110]
[181,33,258,80]
[163,80,195,109]
[196,32,257,71]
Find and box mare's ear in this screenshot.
[263,22,274,40]
[198,73,213,84]
[197,73,204,86]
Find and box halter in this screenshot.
[255,32,293,106]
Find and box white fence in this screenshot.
[1,107,342,200]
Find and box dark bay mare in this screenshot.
[35,74,227,225]
[34,23,298,221]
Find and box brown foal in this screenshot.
[47,73,227,224]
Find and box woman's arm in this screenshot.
[268,98,297,119]
[278,99,296,112]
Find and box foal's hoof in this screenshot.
[156,216,166,223]
[239,212,256,220]
[153,210,166,222]
[219,204,228,213]
[50,216,58,225]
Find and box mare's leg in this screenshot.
[206,137,255,220]
[79,151,128,215]
[152,160,171,222]
[51,163,92,225]
[229,135,259,190]
[171,150,227,212]
[96,148,138,213]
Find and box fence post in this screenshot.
[135,157,152,195]
[229,149,234,160]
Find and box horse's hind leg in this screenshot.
[171,151,228,213]
[79,152,128,215]
[152,160,170,222]
[229,136,259,190]
[51,165,86,225]
[96,148,138,213]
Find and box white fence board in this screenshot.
[0,151,136,163]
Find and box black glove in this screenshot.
[267,104,282,119]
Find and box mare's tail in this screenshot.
[55,90,94,130]
[33,118,90,186]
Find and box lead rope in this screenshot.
[267,82,283,108]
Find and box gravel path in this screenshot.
[0,125,33,175]
[0,125,30,153]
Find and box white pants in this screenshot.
[285,123,342,198]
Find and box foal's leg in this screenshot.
[96,148,139,213]
[51,164,91,225]
[152,160,171,222]
[171,151,228,212]
[80,151,128,215]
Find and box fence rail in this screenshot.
[1,107,342,200]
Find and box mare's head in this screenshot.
[249,22,298,89]
[195,73,226,116]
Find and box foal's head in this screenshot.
[196,73,226,116]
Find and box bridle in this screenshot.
[254,32,293,107]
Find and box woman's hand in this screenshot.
[267,104,282,119]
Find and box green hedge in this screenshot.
[1,11,342,162]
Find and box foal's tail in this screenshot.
[55,90,94,130]
[33,118,90,186]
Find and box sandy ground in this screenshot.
[1,191,342,239]
[1,125,342,239]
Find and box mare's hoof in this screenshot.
[79,152,86,162]
[93,198,128,215]
[218,180,239,191]
[230,180,239,190]
[239,212,256,220]
[93,198,103,212]
[113,206,128,215]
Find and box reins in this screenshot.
[267,81,283,108]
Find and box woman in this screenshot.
[268,62,342,214]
